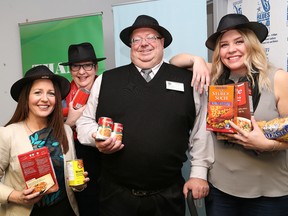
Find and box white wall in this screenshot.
[0,0,138,125]
[213,0,228,30]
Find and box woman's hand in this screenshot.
[65,101,86,127]
[71,171,90,192]
[8,188,43,205]
[225,116,274,151]
[169,54,211,94]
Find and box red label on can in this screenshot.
[96,117,114,140]
[112,123,123,142]
[73,88,90,109]
[98,117,113,127]
[112,123,123,132]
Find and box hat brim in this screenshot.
[205,22,268,50]
[120,25,172,48]
[11,74,71,102]
[60,57,106,66]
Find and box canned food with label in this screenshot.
[111,122,123,142]
[67,159,85,186]
[96,117,113,140]
[73,88,90,109]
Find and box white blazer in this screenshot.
[0,122,79,216]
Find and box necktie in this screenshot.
[141,69,152,82]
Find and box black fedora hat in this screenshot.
[120,15,172,48]
[11,65,70,102]
[60,42,106,66]
[205,13,268,50]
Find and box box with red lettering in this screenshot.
[18,147,58,194]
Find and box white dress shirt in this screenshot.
[76,66,214,180]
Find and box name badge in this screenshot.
[166,81,184,92]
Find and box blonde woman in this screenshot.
[170,13,288,216]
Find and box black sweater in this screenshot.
[96,62,195,190]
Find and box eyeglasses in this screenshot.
[70,63,95,72]
[131,35,162,45]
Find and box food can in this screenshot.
[111,123,123,142]
[96,117,113,140]
[67,159,85,186]
[73,88,90,109]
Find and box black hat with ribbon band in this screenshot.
[60,42,106,66]
[205,13,268,51]
[120,15,173,48]
[10,65,70,102]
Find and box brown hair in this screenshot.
[6,79,69,153]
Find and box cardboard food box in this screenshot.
[234,82,252,132]
[18,147,58,194]
[207,85,237,133]
[213,82,253,140]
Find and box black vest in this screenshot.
[96,63,196,189]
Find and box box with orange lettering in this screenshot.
[206,85,237,133]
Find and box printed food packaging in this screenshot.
[207,85,237,133]
[18,147,58,194]
[207,82,252,136]
[258,117,288,142]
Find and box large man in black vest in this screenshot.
[76,15,213,216]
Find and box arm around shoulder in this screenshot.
[170,53,212,93]
[169,53,211,71]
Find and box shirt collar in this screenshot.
[135,60,163,74]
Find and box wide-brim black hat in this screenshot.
[120,15,172,48]
[11,65,70,102]
[60,42,106,66]
[205,13,268,50]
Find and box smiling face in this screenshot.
[219,29,248,75]
[28,79,56,120]
[130,28,165,69]
[70,61,97,90]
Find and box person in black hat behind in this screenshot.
[60,42,106,215]
[171,13,288,216]
[76,15,212,216]
[60,42,106,121]
[0,65,89,216]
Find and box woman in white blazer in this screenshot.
[0,65,89,216]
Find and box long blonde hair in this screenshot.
[211,28,271,92]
